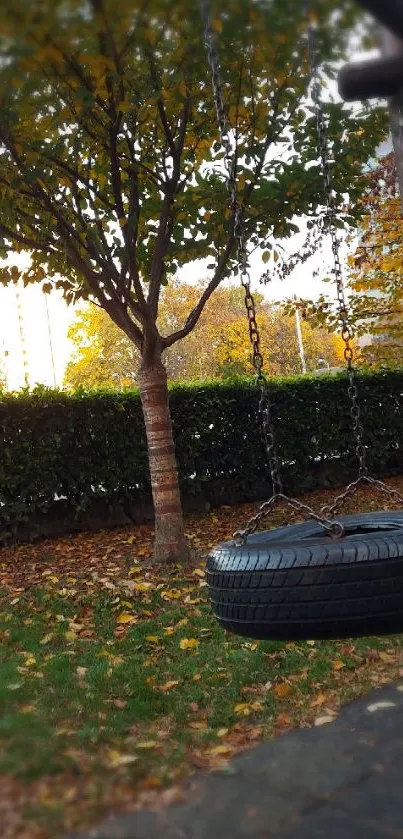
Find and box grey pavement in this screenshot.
[68,682,403,839]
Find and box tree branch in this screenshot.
[162,236,235,348]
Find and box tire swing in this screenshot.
[202,5,403,641]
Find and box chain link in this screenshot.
[308,21,368,479]
[201,0,283,497]
[201,1,345,539]
[233,493,344,545]
[202,2,403,538]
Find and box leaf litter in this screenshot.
[2,482,403,836]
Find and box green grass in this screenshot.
[2,491,403,838]
[1,570,403,839]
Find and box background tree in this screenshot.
[0,0,387,560]
[347,152,403,368]
[293,153,403,369]
[65,305,138,389]
[214,311,345,377]
[65,284,346,386]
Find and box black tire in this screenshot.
[206,512,403,640]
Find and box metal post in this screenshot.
[44,294,57,388]
[15,283,29,388]
[294,300,307,374]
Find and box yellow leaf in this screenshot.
[164,626,175,636]
[234,703,251,716]
[161,588,182,600]
[107,749,138,767]
[217,728,229,738]
[40,633,54,645]
[312,692,328,707]
[209,744,232,756]
[333,659,345,671]
[25,656,36,667]
[65,631,77,641]
[379,651,396,663]
[193,569,205,578]
[116,613,135,625]
[145,635,160,643]
[136,741,158,749]
[179,638,199,650]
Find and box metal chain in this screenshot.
[322,476,403,519]
[307,19,403,518]
[201,0,283,497]
[308,21,368,480]
[233,493,344,545]
[201,1,348,540]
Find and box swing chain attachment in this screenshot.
[308,16,403,518]
[307,20,369,483]
[233,494,344,545]
[201,2,345,541]
[201,0,283,498]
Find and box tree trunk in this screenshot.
[139,354,189,563]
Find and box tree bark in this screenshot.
[139,354,189,563]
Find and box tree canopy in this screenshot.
[0,0,387,361]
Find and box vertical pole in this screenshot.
[380,28,403,210]
[44,294,57,388]
[294,299,307,374]
[15,282,29,388]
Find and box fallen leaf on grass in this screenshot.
[107,749,138,767]
[312,692,328,707]
[40,633,54,645]
[274,683,291,699]
[116,613,136,625]
[217,728,229,737]
[378,651,397,664]
[105,699,127,709]
[274,714,293,729]
[145,635,160,644]
[159,680,180,693]
[160,589,182,601]
[234,701,263,716]
[333,660,345,671]
[179,638,199,650]
[209,744,233,756]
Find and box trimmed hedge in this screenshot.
[0,370,403,542]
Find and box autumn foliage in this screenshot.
[65,283,345,388]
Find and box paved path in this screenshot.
[69,682,403,839]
